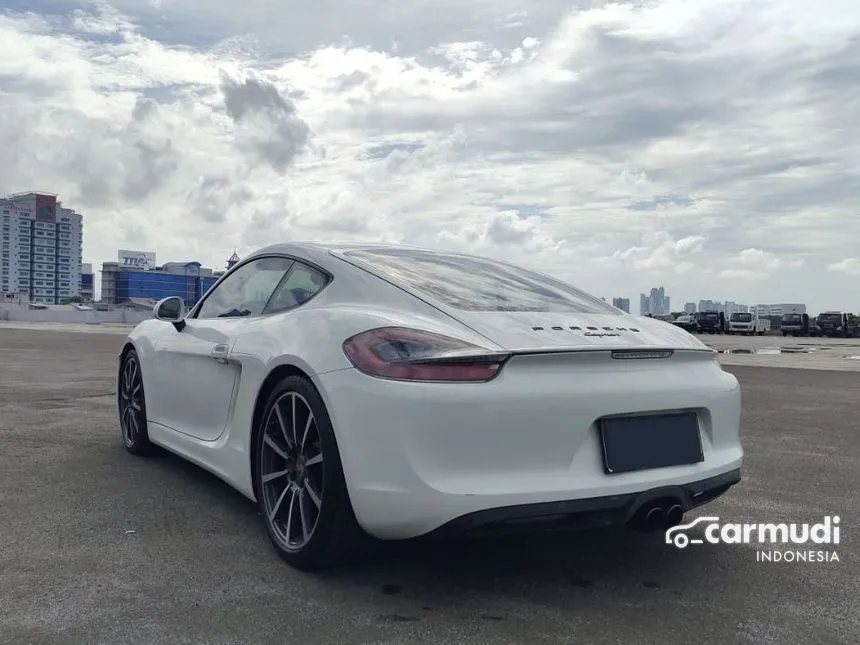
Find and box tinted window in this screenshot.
[344,248,618,313]
[731,313,752,322]
[263,262,329,314]
[196,257,293,319]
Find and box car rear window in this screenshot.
[342,248,619,313]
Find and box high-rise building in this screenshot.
[612,297,630,313]
[640,287,670,315]
[683,302,697,314]
[1,192,83,304]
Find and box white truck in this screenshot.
[728,311,771,335]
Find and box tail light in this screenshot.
[342,327,510,382]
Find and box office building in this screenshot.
[80,263,94,301]
[696,300,749,315]
[683,302,696,314]
[1,192,83,304]
[765,303,806,316]
[101,250,220,307]
[612,297,630,313]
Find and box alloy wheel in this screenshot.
[259,391,325,551]
[119,355,144,446]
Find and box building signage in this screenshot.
[35,195,57,222]
[118,249,156,270]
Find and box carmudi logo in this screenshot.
[665,515,841,563]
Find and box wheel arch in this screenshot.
[117,341,137,381]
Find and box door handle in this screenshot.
[211,344,229,364]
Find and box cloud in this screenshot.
[218,70,313,173]
[608,232,706,272]
[735,248,805,270]
[828,258,860,275]
[1,1,859,311]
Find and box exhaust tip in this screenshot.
[643,506,665,531]
[664,504,684,528]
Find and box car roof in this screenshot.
[244,240,494,269]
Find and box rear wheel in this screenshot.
[118,349,155,456]
[253,375,374,570]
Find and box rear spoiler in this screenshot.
[504,347,715,358]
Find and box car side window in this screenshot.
[196,257,294,319]
[262,262,329,315]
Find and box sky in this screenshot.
[1,0,859,312]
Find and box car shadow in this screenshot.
[146,446,721,598]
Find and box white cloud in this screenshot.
[1,1,859,311]
[828,258,860,275]
[735,248,805,270]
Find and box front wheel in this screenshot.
[118,349,155,455]
[253,375,374,570]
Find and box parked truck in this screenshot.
[780,312,813,337]
[728,311,771,335]
[815,311,860,338]
[695,310,723,334]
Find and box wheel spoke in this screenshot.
[268,484,292,522]
[273,403,294,451]
[305,480,322,508]
[290,393,299,448]
[298,489,311,542]
[300,412,314,450]
[263,434,288,460]
[305,452,322,466]
[287,486,301,540]
[285,488,297,540]
[129,361,138,391]
[262,469,288,484]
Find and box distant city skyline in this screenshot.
[613,285,817,316]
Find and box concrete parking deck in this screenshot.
[0,326,857,644]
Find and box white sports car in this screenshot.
[117,242,743,569]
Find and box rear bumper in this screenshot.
[425,468,741,539]
[316,355,743,540]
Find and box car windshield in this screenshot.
[343,248,620,313]
[819,314,842,321]
[702,313,719,320]
[783,314,801,321]
[731,313,752,322]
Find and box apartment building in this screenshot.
[0,192,83,304]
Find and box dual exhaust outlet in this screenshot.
[630,501,684,532]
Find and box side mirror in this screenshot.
[153,296,186,331]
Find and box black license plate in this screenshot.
[599,412,703,474]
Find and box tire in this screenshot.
[118,349,156,456]
[253,375,374,571]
